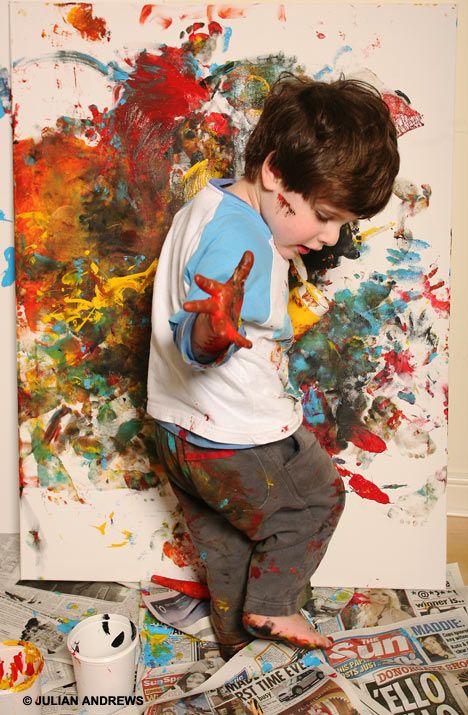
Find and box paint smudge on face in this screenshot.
[277,193,295,217]
[65,5,109,42]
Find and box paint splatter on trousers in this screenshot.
[153,423,346,646]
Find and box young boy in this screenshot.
[147,75,399,655]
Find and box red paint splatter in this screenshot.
[0,660,3,681]
[218,6,246,19]
[316,31,326,39]
[383,349,415,375]
[278,5,286,22]
[350,591,371,605]
[162,532,199,567]
[289,566,298,575]
[151,574,210,599]
[185,449,236,461]
[250,566,261,579]
[65,4,108,42]
[383,92,424,138]
[423,268,450,315]
[348,425,387,453]
[139,5,154,24]
[13,652,23,674]
[337,466,390,504]
[267,560,280,573]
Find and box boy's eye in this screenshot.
[315,211,329,223]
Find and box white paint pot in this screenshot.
[67,613,139,715]
[0,640,43,714]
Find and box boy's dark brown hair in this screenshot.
[244,75,399,218]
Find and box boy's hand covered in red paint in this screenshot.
[184,250,254,360]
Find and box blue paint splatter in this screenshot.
[58,619,81,634]
[0,210,12,223]
[223,27,233,52]
[261,661,273,672]
[398,390,415,404]
[1,247,15,287]
[300,653,322,666]
[333,45,352,64]
[313,65,332,80]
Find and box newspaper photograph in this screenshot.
[142,585,217,642]
[302,564,468,635]
[322,607,468,714]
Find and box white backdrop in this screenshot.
[7,2,456,587]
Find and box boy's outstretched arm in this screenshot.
[183,250,254,363]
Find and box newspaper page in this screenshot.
[144,657,386,715]
[321,607,468,714]
[0,592,70,660]
[6,577,140,623]
[142,587,217,641]
[303,564,468,635]
[0,532,21,589]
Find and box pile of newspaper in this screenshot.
[1,533,467,714]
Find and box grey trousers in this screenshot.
[154,423,346,645]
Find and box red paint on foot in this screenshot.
[250,566,261,579]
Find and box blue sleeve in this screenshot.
[169,203,274,368]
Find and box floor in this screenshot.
[447,515,468,583]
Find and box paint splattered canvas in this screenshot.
[10,3,456,586]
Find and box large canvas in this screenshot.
[1,0,19,534]
[11,2,456,586]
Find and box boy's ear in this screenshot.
[261,152,283,192]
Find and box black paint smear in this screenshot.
[111,631,125,648]
[102,615,110,635]
[289,223,359,289]
[130,621,137,641]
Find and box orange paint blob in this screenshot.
[66,4,108,42]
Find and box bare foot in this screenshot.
[242,612,332,650]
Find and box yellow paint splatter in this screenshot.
[357,221,395,243]
[213,598,230,612]
[108,529,133,548]
[44,259,158,332]
[91,521,107,535]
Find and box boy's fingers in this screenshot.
[194,273,222,295]
[183,298,217,315]
[224,322,252,349]
[234,334,253,349]
[233,250,254,283]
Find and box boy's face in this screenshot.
[265,188,356,260]
[260,157,357,260]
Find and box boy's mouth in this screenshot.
[297,245,310,255]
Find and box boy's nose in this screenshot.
[321,223,341,247]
